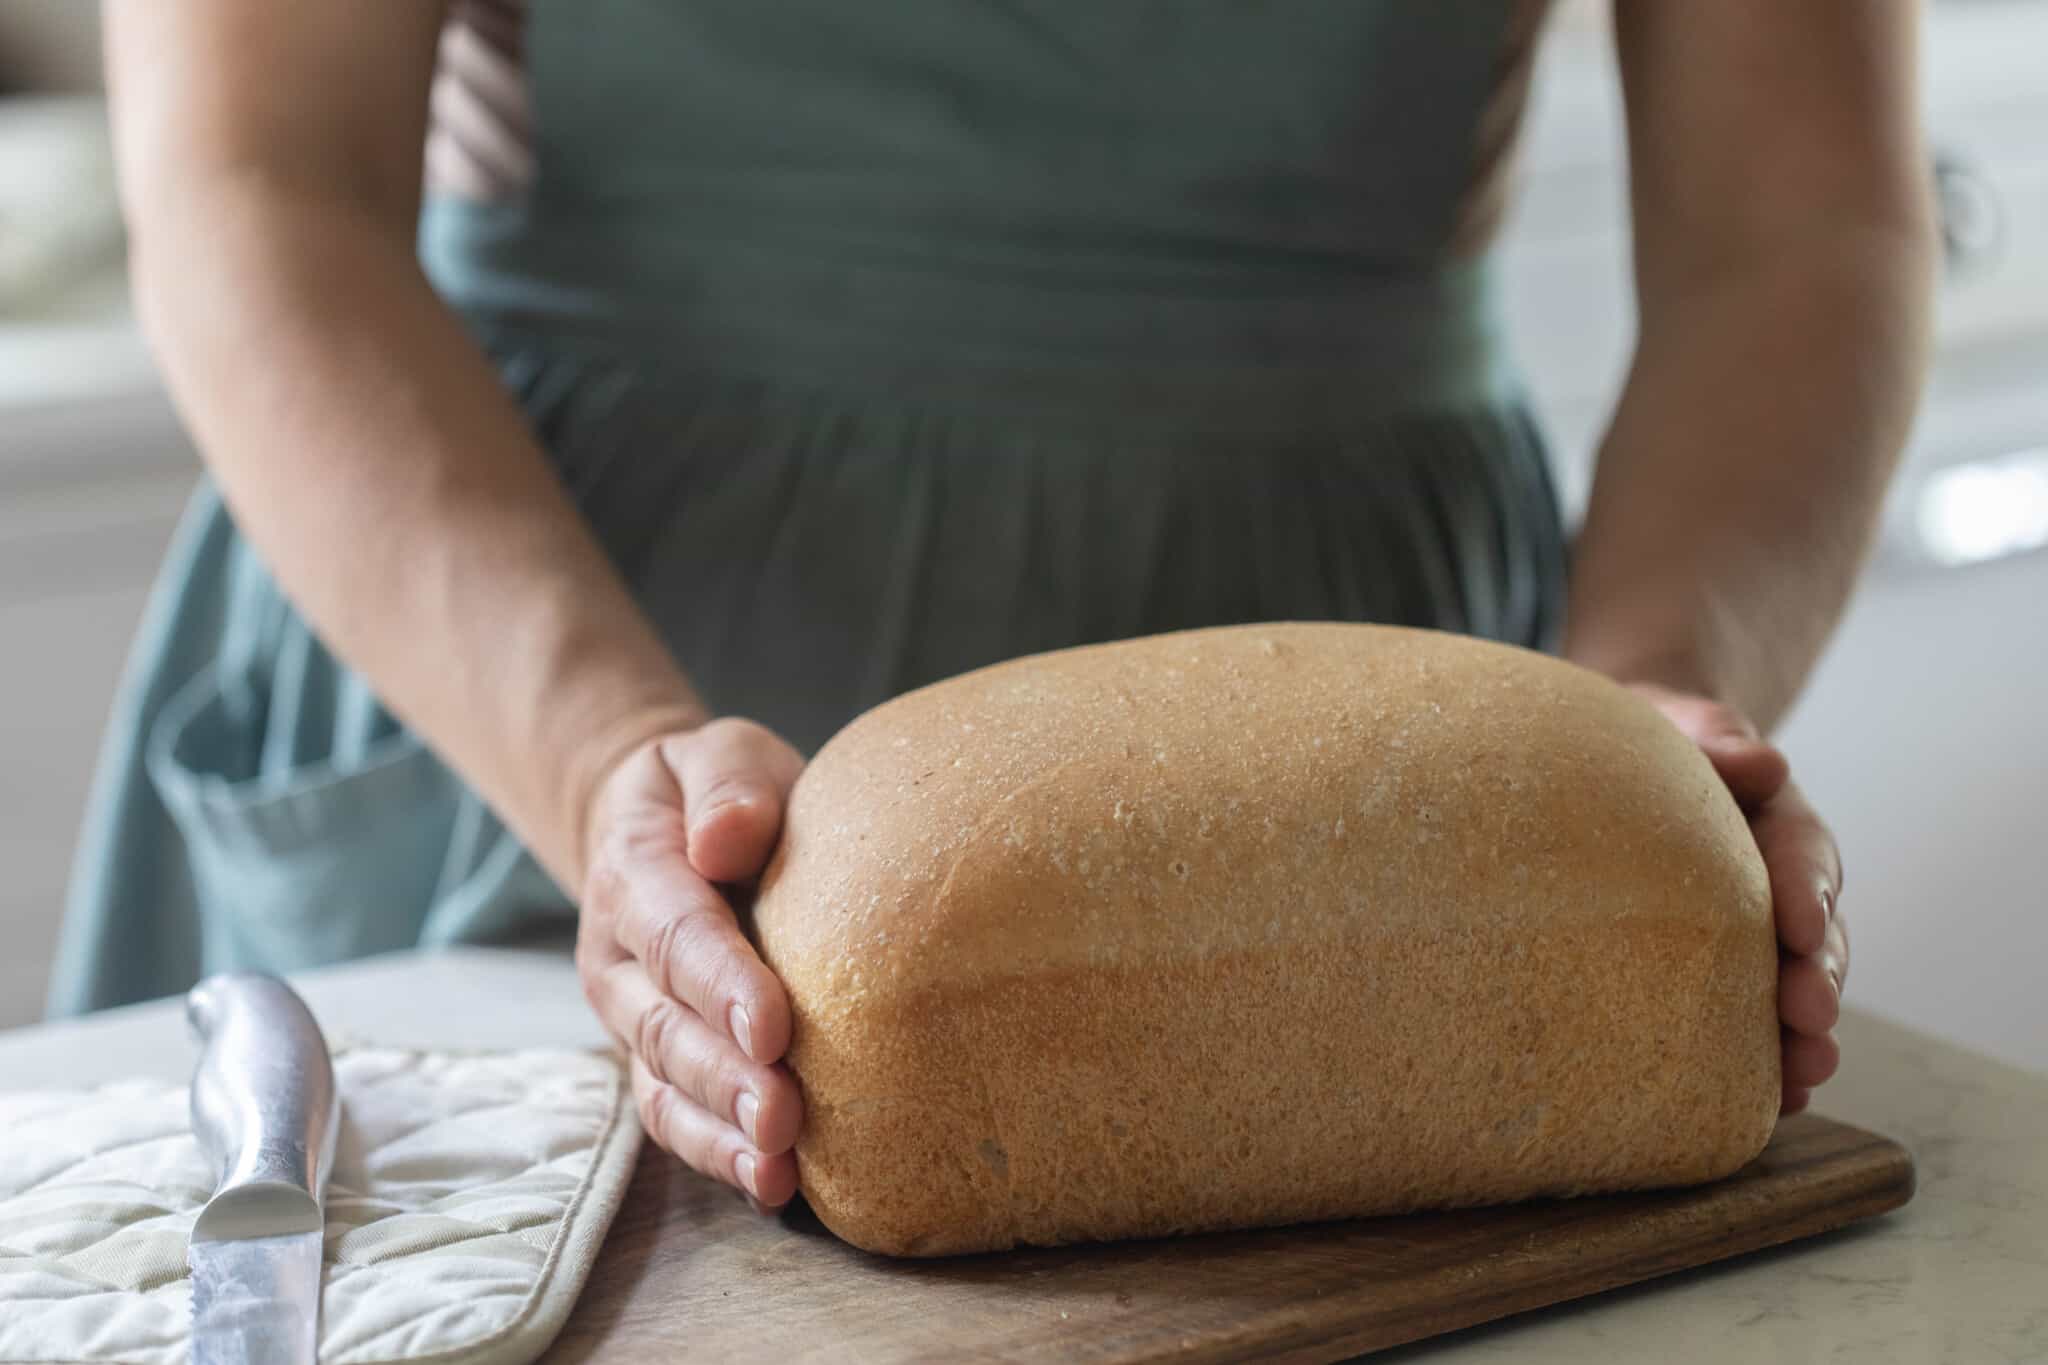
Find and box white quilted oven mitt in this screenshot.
[0,1044,642,1365]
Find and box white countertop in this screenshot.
[3,946,2044,1362]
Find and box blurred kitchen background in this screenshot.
[2,3,2043,1066]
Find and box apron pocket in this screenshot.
[145,667,458,973]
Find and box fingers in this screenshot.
[1700,738,1791,811]
[1636,688,1790,808]
[630,1055,801,1207]
[1780,952,1842,1037]
[589,960,803,1154]
[1824,901,1849,995]
[1752,781,1841,959]
[1782,904,1851,1033]
[609,857,793,1065]
[1630,686,1831,955]
[666,719,805,885]
[1776,859,1848,1109]
[1783,1028,1840,1089]
[576,719,809,1214]
[1625,685,1851,1111]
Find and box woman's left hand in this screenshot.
[1627,685,1850,1116]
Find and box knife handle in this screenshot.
[187,973,340,1240]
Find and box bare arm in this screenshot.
[104,0,702,888]
[1565,0,1938,728]
[112,0,810,1200]
[1565,0,1934,1114]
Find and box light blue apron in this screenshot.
[48,0,1564,1015]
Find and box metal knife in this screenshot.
[185,973,340,1365]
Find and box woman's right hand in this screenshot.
[575,718,807,1207]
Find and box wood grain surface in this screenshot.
[543,1112,1913,1364]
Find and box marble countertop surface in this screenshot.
[4,946,2042,1362]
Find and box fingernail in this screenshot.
[729,1003,756,1060]
[735,1152,760,1198]
[696,796,755,836]
[1819,885,1836,926]
[736,1091,761,1144]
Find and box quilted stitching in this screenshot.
[0,1046,634,1365]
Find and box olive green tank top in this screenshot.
[422,0,1553,423]
[49,0,1572,1017]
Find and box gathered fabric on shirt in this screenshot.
[50,0,1567,1015]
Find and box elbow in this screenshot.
[118,162,414,360]
[1637,197,1940,349]
[1863,176,1942,320]
[117,162,277,338]
[1636,155,1942,323]
[1837,185,1942,381]
[121,203,199,359]
[116,163,263,353]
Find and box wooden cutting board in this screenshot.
[543,1112,1912,1363]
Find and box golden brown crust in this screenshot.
[751,624,1778,1257]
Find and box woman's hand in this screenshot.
[1628,685,1850,1116]
[575,719,808,1206]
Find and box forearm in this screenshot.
[129,179,703,888]
[1564,224,1935,729]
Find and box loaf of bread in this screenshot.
[751,622,1779,1256]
